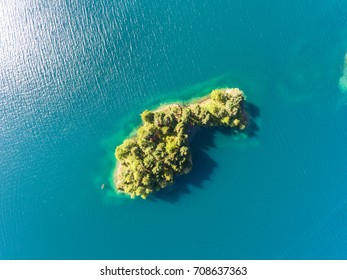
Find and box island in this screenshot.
[114,88,248,199]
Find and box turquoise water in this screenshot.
[1,0,347,259]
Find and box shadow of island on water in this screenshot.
[151,101,260,203]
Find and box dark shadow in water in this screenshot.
[243,101,260,138]
[151,101,260,203]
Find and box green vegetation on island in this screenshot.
[114,88,248,199]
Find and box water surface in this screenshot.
[1,0,347,259]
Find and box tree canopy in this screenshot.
[115,88,248,199]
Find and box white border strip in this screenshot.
[0,260,346,280]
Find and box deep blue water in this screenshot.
[1,0,347,259]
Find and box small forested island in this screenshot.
[114,88,248,199]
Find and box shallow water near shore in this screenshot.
[1,0,347,259]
